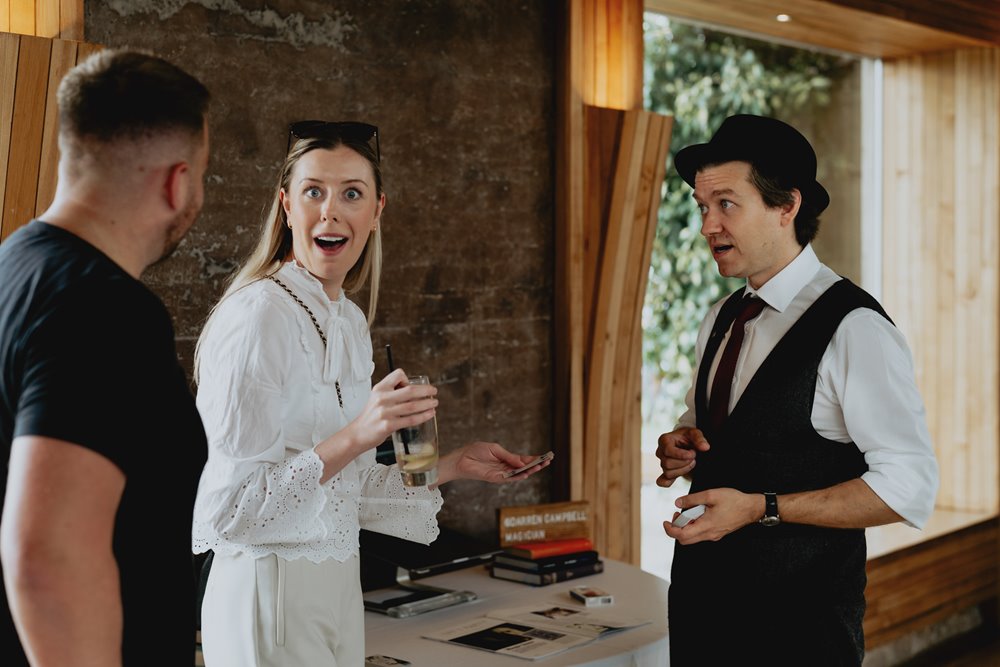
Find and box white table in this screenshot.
[364,559,669,666]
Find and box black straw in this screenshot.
[385,344,410,454]
[385,344,395,374]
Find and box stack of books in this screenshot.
[489,537,602,586]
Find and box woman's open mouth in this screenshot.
[315,235,348,252]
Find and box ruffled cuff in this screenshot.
[206,449,330,546]
[358,464,444,544]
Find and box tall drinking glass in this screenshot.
[391,375,439,486]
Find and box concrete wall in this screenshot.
[85,0,557,542]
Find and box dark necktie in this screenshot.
[708,295,767,432]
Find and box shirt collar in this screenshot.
[281,260,346,305]
[276,261,373,384]
[745,244,820,313]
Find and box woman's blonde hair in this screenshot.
[194,134,383,382]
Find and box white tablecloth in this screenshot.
[364,558,670,666]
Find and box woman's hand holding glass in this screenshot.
[389,374,439,485]
[315,370,549,487]
[316,368,436,483]
[355,368,437,450]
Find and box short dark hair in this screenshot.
[746,163,820,246]
[57,48,209,146]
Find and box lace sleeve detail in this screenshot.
[357,462,443,544]
[203,449,329,545]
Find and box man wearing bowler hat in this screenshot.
[655,114,938,665]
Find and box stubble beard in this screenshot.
[152,194,201,267]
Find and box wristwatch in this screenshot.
[759,492,781,527]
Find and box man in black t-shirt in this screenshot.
[0,49,210,666]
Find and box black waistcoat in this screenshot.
[668,279,890,667]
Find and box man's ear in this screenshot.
[164,161,190,212]
[779,189,803,227]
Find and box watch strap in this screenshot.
[760,492,780,526]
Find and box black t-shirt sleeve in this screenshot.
[14,277,179,475]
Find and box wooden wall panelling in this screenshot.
[0,1,82,39]
[0,34,96,242]
[881,47,1000,514]
[952,47,1000,515]
[34,35,75,213]
[0,32,18,227]
[2,34,49,242]
[75,39,100,63]
[585,0,643,109]
[9,0,32,36]
[58,0,82,41]
[926,53,953,500]
[864,519,999,647]
[34,0,56,38]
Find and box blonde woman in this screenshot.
[192,121,548,667]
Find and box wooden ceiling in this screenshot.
[646,0,996,59]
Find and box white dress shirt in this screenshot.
[192,261,442,563]
[676,245,939,528]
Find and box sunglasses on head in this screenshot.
[286,120,380,162]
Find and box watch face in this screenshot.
[760,515,781,527]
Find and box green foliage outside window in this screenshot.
[641,14,856,432]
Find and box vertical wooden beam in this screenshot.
[59,0,82,41]
[583,109,671,561]
[557,0,663,563]
[622,113,673,560]
[582,107,621,377]
[554,0,587,502]
[584,110,645,556]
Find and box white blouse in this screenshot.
[676,245,939,529]
[192,261,443,563]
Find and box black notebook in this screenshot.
[360,526,503,591]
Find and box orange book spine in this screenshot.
[506,537,594,559]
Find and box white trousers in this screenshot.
[201,551,365,667]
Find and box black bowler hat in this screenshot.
[674,114,830,216]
